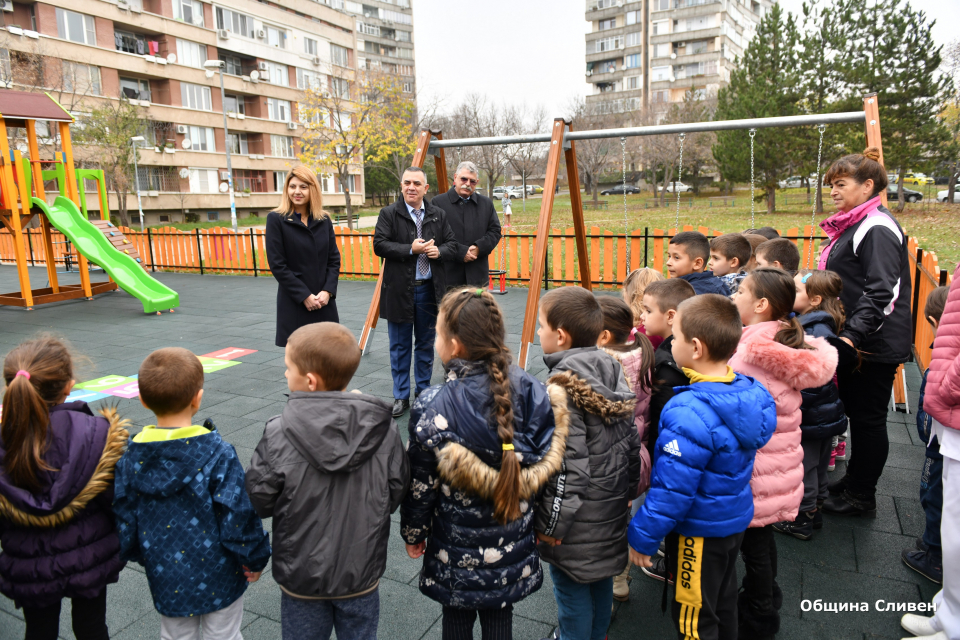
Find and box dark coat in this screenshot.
[114,426,271,617]
[680,271,731,296]
[536,348,642,583]
[797,312,847,440]
[428,189,502,287]
[373,199,458,324]
[400,359,566,609]
[0,404,128,608]
[266,211,341,347]
[246,391,409,599]
[650,335,690,460]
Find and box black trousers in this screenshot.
[666,530,744,640]
[442,605,513,640]
[740,525,779,612]
[838,359,899,498]
[22,589,109,640]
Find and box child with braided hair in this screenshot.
[400,287,566,640]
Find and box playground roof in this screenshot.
[0,90,73,122]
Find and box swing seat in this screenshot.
[488,270,508,295]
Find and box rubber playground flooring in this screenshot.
[0,265,939,640]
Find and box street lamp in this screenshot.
[130,136,145,230]
[204,59,238,232]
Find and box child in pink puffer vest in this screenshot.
[730,268,837,640]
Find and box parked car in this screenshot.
[778,176,803,189]
[526,184,544,195]
[937,189,960,203]
[934,176,951,185]
[902,173,935,186]
[492,186,522,199]
[887,186,923,203]
[600,184,641,195]
[663,181,692,193]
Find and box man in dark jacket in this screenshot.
[428,161,502,288]
[373,166,459,417]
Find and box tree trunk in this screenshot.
[766,186,776,214]
[593,185,599,203]
[896,173,906,213]
[947,162,958,204]
[815,179,824,214]
[660,166,673,208]
[339,169,354,229]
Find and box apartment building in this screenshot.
[0,0,416,226]
[584,0,770,116]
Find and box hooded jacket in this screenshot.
[628,373,777,556]
[245,391,409,599]
[680,271,731,296]
[798,312,848,440]
[114,425,271,617]
[924,269,960,431]
[650,335,690,461]
[603,344,653,495]
[730,321,838,527]
[0,403,127,608]
[535,347,642,583]
[401,360,564,610]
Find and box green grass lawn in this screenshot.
[148,216,267,231]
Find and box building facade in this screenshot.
[0,0,415,226]
[584,0,770,116]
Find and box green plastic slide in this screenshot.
[32,196,179,313]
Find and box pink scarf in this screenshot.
[817,196,882,270]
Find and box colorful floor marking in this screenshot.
[102,379,141,399]
[200,348,258,360]
[66,388,110,403]
[76,375,137,392]
[198,357,242,374]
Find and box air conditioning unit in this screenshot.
[676,41,686,47]
[258,61,269,71]
[176,124,188,134]
[286,121,297,130]
[217,29,229,39]
[257,28,266,38]
[220,170,230,180]
[312,56,321,66]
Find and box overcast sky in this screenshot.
[412,0,959,120]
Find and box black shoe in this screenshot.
[827,474,851,496]
[812,508,823,530]
[641,555,674,585]
[901,549,943,584]
[916,537,930,552]
[391,399,410,417]
[657,539,666,557]
[772,511,815,541]
[822,491,876,517]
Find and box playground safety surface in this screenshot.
[0,266,939,640]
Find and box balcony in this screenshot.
[650,26,722,45]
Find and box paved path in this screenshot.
[0,266,938,639]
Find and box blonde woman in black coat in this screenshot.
[266,165,341,347]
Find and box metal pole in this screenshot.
[644,227,648,267]
[132,140,145,231]
[147,227,156,272]
[27,229,34,266]
[250,227,257,277]
[217,68,238,232]
[196,228,204,275]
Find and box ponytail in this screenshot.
[2,337,74,492]
[797,269,846,333]
[488,352,520,524]
[824,147,888,197]
[774,316,810,349]
[747,268,813,351]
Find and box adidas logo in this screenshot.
[663,440,682,457]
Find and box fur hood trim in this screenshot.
[739,323,837,391]
[547,370,637,419]
[0,408,129,528]
[434,383,570,501]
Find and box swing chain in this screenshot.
[621,137,629,267]
[749,129,756,228]
[809,124,826,257]
[499,145,509,268]
[675,133,685,231]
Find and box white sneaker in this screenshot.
[899,633,947,640]
[901,614,938,637]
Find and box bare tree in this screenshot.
[564,97,628,203]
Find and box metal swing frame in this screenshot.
[359,94,885,369]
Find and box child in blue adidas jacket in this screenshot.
[629,294,776,640]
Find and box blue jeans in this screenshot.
[549,564,613,640]
[387,282,437,400]
[921,449,944,555]
[280,588,379,640]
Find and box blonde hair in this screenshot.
[623,268,665,324]
[273,165,327,221]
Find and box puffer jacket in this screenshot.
[401,359,565,610]
[0,403,127,608]
[917,369,941,459]
[798,311,847,440]
[603,345,653,495]
[536,347,642,583]
[628,372,777,556]
[245,391,409,599]
[114,424,271,617]
[924,268,960,431]
[680,271,731,296]
[730,321,837,527]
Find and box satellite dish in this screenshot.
[670,53,677,59]
[205,69,215,79]
[249,70,260,80]
[166,53,177,64]
[219,182,229,193]
[182,138,192,149]
[179,168,191,179]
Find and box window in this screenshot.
[706,60,717,75]
[216,7,254,38]
[297,67,322,89]
[176,39,205,68]
[63,62,100,95]
[381,9,411,24]
[653,43,671,58]
[625,54,642,69]
[321,173,334,193]
[264,62,289,86]
[115,30,148,54]
[233,169,267,192]
[626,31,641,47]
[652,20,670,35]
[330,77,349,98]
[137,166,179,191]
[267,98,291,121]
[266,26,286,49]
[173,0,204,26]
[188,168,219,193]
[332,111,350,131]
[595,36,622,53]
[0,49,10,84]
[207,211,219,221]
[598,18,616,30]
[159,215,170,223]
[652,90,669,103]
[652,65,671,81]
[655,0,669,9]
[187,126,216,151]
[56,8,95,45]
[395,30,411,42]
[221,54,243,76]
[333,175,360,193]
[223,94,244,114]
[271,135,294,158]
[626,10,641,25]
[398,47,413,59]
[227,133,248,155]
[627,75,640,89]
[358,22,380,35]
[681,15,711,31]
[120,77,151,101]
[274,171,287,192]
[304,37,317,55]
[402,82,413,92]
[689,40,708,54]
[330,44,349,67]
[181,83,212,110]
[398,64,413,75]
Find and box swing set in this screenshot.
[359,93,886,371]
